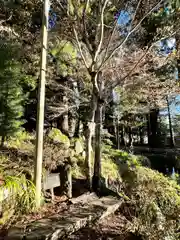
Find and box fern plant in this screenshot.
[0,175,37,224]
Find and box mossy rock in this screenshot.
[48,128,70,148]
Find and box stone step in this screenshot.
[69,192,98,205]
[6,195,122,240]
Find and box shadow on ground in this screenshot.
[53,178,89,198]
[68,226,142,240]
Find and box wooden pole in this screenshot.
[34,0,49,208]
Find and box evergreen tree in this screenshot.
[0,43,25,146]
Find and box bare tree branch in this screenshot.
[93,0,109,63]
[104,45,152,98]
[100,1,129,67]
[101,0,163,68]
[101,19,118,67]
[73,27,89,70]
[82,0,93,53]
[0,12,19,38]
[46,102,89,120]
[0,13,12,25]
[54,0,65,12]
[0,25,20,38]
[47,83,88,102]
[131,0,143,24]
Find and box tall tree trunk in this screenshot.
[68,113,76,138]
[147,113,151,146]
[120,125,125,146]
[1,136,5,147]
[115,113,120,149]
[130,136,134,154]
[92,101,103,192]
[116,122,120,150]
[104,101,116,144]
[85,92,97,191]
[74,104,84,138]
[34,0,48,208]
[176,33,180,81]
[139,127,144,145]
[74,112,83,138]
[128,127,134,153]
[148,109,159,148]
[61,94,69,135]
[166,95,175,148]
[85,71,103,191]
[69,78,79,138]
[128,127,132,146]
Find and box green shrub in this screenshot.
[120,166,180,240]
[71,155,87,179]
[102,157,121,180]
[6,130,34,151]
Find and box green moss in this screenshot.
[48,128,70,148]
[71,147,121,181]
[0,155,8,163]
[102,157,121,180]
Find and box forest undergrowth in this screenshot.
[0,129,180,240]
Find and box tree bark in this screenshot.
[92,101,103,192]
[104,101,116,144]
[166,95,175,148]
[61,94,69,135]
[139,127,144,145]
[69,78,79,138]
[69,115,76,138]
[74,106,84,138]
[115,113,120,149]
[176,33,180,81]
[147,113,151,146]
[85,71,103,191]
[128,127,132,147]
[74,116,81,138]
[1,136,5,148]
[116,122,120,150]
[85,92,97,191]
[148,109,159,148]
[64,164,72,199]
[120,125,125,146]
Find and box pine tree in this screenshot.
[0,43,25,146]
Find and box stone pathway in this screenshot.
[6,195,122,240]
[68,210,140,240]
